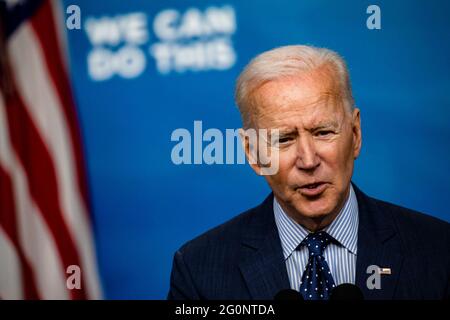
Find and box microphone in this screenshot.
[274,289,304,300]
[329,283,364,300]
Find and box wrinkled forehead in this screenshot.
[249,69,347,128]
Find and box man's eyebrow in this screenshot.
[309,121,339,130]
[277,128,297,135]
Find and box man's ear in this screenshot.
[239,128,262,175]
[352,108,362,159]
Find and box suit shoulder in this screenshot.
[371,197,450,243]
[177,201,263,254]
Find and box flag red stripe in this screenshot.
[5,92,87,299]
[0,165,40,299]
[30,0,92,217]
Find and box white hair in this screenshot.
[235,45,354,128]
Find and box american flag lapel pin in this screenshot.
[379,267,391,275]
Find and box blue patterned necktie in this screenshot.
[298,231,336,300]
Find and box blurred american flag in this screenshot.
[0,0,102,299]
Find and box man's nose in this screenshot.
[295,135,320,170]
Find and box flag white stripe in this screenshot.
[49,0,70,72]
[8,23,102,299]
[0,94,69,299]
[0,227,23,299]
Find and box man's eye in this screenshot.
[278,137,293,144]
[317,130,334,136]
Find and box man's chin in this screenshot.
[296,210,331,221]
[292,201,335,221]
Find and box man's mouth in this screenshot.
[297,182,328,196]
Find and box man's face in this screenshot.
[246,68,362,227]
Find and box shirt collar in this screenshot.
[274,184,359,260]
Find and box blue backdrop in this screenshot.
[61,0,450,299]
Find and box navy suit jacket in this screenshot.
[168,184,450,299]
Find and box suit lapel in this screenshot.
[353,185,404,299]
[238,194,291,299]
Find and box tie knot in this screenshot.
[301,231,333,257]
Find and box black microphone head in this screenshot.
[274,289,304,300]
[330,283,364,300]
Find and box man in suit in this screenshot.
[168,45,450,300]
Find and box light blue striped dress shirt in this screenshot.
[273,185,359,291]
